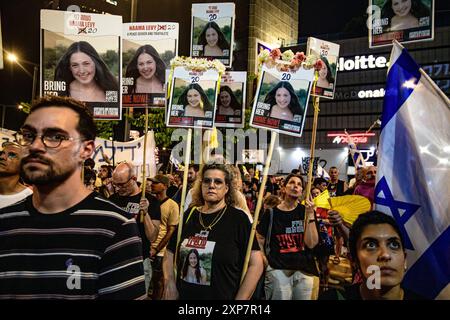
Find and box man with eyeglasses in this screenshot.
[109,162,161,297]
[0,96,146,299]
[0,142,33,208]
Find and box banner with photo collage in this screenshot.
[166,66,220,129]
[214,71,246,128]
[250,65,314,137]
[40,10,122,120]
[191,3,235,67]
[122,22,178,108]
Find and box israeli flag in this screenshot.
[375,41,450,299]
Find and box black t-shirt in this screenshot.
[327,180,345,197]
[167,206,260,300]
[319,283,427,300]
[257,204,319,275]
[109,193,161,258]
[167,185,179,199]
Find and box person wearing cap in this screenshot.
[150,174,179,299]
[0,142,33,208]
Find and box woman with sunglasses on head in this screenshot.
[163,164,264,300]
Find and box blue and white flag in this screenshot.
[375,41,450,300]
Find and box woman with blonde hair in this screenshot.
[163,164,263,300]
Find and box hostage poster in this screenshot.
[40,9,122,120]
[214,71,246,128]
[250,65,314,137]
[191,3,235,67]
[166,66,219,129]
[122,22,178,108]
[368,0,434,47]
[307,37,340,99]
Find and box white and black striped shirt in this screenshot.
[0,193,146,300]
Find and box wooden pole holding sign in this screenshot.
[240,130,277,283]
[140,108,150,223]
[174,128,193,274]
[304,71,320,202]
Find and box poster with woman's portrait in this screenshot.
[191,3,235,68]
[307,37,340,99]
[166,66,219,129]
[122,22,178,108]
[250,65,314,137]
[215,72,246,128]
[40,10,122,120]
[369,0,434,48]
[179,236,215,286]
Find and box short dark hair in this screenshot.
[84,158,95,168]
[284,173,304,187]
[313,177,327,186]
[349,210,405,261]
[30,95,97,141]
[189,164,200,172]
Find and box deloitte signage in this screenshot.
[338,55,389,71]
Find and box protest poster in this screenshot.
[214,71,246,128]
[191,3,235,67]
[369,0,434,47]
[122,22,178,108]
[40,9,122,120]
[307,37,340,99]
[166,65,220,129]
[250,64,314,137]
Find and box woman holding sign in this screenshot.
[54,41,118,102]
[178,83,213,118]
[198,21,230,57]
[265,81,304,122]
[125,44,166,94]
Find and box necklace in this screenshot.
[198,205,227,231]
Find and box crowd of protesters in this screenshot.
[0,95,425,300]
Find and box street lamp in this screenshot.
[6,51,39,101]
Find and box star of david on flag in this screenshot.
[375,40,450,300]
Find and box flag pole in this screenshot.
[240,130,277,283]
[174,127,193,274]
[139,108,149,223]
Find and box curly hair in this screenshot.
[125,44,166,92]
[54,41,118,96]
[197,21,230,52]
[177,83,213,113]
[264,81,304,117]
[190,164,239,208]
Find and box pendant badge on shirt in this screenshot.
[186,231,209,249]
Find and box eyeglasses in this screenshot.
[15,130,82,148]
[0,150,19,160]
[113,177,133,188]
[202,177,225,188]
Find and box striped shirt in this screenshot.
[0,193,146,300]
